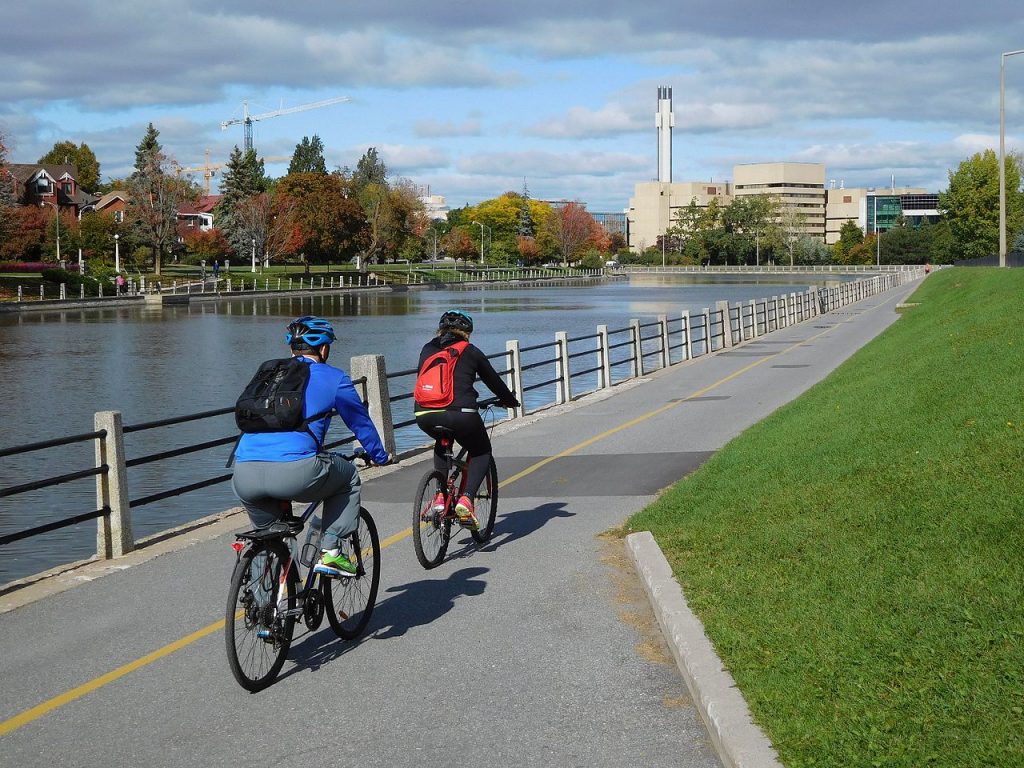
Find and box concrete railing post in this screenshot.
[94,411,134,559]
[349,355,397,457]
[555,331,572,404]
[715,301,732,348]
[751,300,760,337]
[682,313,693,360]
[629,319,643,377]
[597,324,612,389]
[505,339,525,418]
[658,314,670,368]
[701,308,711,353]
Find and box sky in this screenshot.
[2,2,1023,212]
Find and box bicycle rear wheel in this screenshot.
[324,507,380,640]
[413,470,451,568]
[225,540,296,692]
[471,457,498,544]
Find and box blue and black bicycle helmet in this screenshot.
[286,315,336,347]
[439,309,473,333]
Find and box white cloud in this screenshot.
[527,104,645,138]
[414,119,482,138]
[458,150,648,178]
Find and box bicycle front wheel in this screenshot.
[413,470,451,568]
[471,457,498,544]
[225,540,296,692]
[324,508,380,640]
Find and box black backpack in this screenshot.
[228,358,332,465]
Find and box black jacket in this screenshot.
[416,335,518,410]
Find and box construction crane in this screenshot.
[220,96,350,153]
[174,150,292,195]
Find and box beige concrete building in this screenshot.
[627,162,826,252]
[733,162,826,241]
[626,180,733,252]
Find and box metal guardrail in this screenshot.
[0,268,923,568]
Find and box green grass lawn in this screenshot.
[629,268,1024,767]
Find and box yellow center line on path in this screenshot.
[0,289,905,737]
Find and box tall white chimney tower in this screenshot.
[656,86,674,183]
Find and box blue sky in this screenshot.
[2,2,1023,211]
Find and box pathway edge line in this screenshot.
[626,530,784,768]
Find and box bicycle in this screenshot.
[412,403,500,569]
[225,449,381,692]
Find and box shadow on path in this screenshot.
[483,501,575,551]
[371,566,489,639]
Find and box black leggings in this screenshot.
[416,410,492,499]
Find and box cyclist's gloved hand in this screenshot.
[503,395,520,409]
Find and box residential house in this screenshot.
[6,163,96,215]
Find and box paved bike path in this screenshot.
[0,278,923,767]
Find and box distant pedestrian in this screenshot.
[115,273,126,295]
[213,260,220,280]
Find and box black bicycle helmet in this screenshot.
[285,315,336,347]
[439,309,473,333]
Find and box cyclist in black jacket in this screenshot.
[415,310,519,529]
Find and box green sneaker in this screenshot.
[314,549,357,578]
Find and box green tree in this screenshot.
[276,172,367,264]
[833,220,865,263]
[126,124,198,276]
[288,135,327,175]
[939,149,1024,261]
[76,210,119,266]
[722,194,778,265]
[38,141,101,191]
[215,146,267,257]
[351,147,387,195]
[361,178,424,264]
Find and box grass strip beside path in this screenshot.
[630,267,1023,767]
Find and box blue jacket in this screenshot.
[235,357,388,464]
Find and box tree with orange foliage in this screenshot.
[541,202,602,264]
[234,191,303,268]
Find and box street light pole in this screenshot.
[114,233,120,274]
[251,238,257,272]
[1000,50,1024,268]
[41,201,61,263]
[875,194,881,267]
[471,221,485,264]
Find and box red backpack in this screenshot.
[414,341,469,409]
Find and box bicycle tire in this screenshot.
[225,540,296,692]
[470,457,498,544]
[412,470,451,568]
[324,507,380,639]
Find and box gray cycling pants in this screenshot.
[231,453,361,551]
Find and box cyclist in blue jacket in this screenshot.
[232,316,390,577]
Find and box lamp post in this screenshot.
[114,233,120,274]
[251,238,257,272]
[471,221,485,264]
[875,194,881,267]
[1000,50,1024,267]
[40,201,61,263]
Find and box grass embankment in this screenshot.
[630,268,1023,767]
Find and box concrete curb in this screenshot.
[625,531,784,768]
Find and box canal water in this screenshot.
[0,274,834,583]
